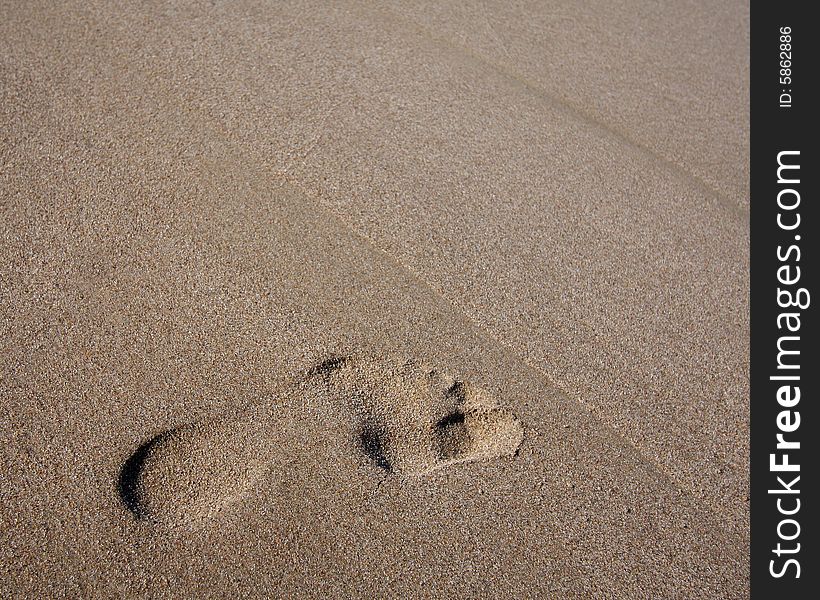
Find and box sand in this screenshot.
[1,0,748,597]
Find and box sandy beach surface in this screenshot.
[2,1,748,597]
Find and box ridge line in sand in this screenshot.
[374,3,749,220]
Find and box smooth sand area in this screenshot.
[2,0,748,597]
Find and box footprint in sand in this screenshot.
[119,355,524,528]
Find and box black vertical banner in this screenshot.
[751,2,817,598]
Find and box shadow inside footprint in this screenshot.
[434,411,471,461]
[119,434,163,519]
[359,421,392,473]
